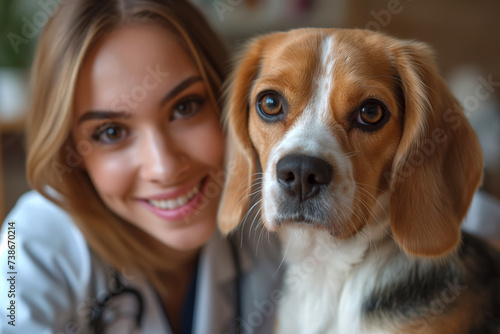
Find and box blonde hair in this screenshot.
[26,0,228,295]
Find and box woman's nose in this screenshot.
[138,130,188,183]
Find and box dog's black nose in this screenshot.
[276,154,333,202]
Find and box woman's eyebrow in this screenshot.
[77,76,203,124]
[77,111,130,125]
[159,75,203,107]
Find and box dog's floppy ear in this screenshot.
[217,37,266,234]
[389,40,483,257]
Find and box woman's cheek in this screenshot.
[193,120,225,167]
[85,151,136,198]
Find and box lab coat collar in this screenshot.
[138,227,283,334]
[192,229,239,334]
[192,227,284,334]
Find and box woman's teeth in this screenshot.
[148,182,202,210]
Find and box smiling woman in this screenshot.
[0,1,282,333]
[72,24,224,252]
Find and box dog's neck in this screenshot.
[278,213,391,275]
[276,204,395,334]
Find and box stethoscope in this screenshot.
[89,239,242,334]
[89,268,145,333]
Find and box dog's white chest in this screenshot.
[276,228,391,334]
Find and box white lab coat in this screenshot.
[0,191,284,333]
[462,190,500,244]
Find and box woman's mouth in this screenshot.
[147,182,202,210]
[140,177,211,221]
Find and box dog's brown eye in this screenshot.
[351,99,390,132]
[256,91,285,122]
[259,93,282,116]
[357,101,384,125]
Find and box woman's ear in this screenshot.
[389,40,483,257]
[217,37,266,234]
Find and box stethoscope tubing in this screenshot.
[90,238,242,333]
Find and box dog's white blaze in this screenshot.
[263,34,355,227]
[318,35,335,122]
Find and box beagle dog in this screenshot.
[218,29,500,334]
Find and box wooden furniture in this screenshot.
[0,118,25,220]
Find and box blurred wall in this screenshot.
[345,0,500,85]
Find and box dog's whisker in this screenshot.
[248,186,264,198]
[239,198,263,241]
[340,151,359,159]
[266,223,273,245]
[247,199,263,230]
[336,205,360,241]
[355,182,391,196]
[273,237,291,279]
[353,194,396,243]
[250,204,264,241]
[232,176,263,212]
[342,204,366,231]
[238,201,262,247]
[256,215,275,247]
[236,187,263,213]
[231,171,263,192]
[255,221,266,255]
[355,185,389,213]
[354,194,383,224]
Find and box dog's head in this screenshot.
[218,28,483,258]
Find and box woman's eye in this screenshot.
[91,124,127,144]
[356,101,384,125]
[256,91,285,121]
[172,98,205,120]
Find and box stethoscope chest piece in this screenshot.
[89,269,144,334]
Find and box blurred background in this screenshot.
[0,0,499,220]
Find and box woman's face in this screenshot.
[72,24,224,251]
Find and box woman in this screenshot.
[0,0,282,333]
